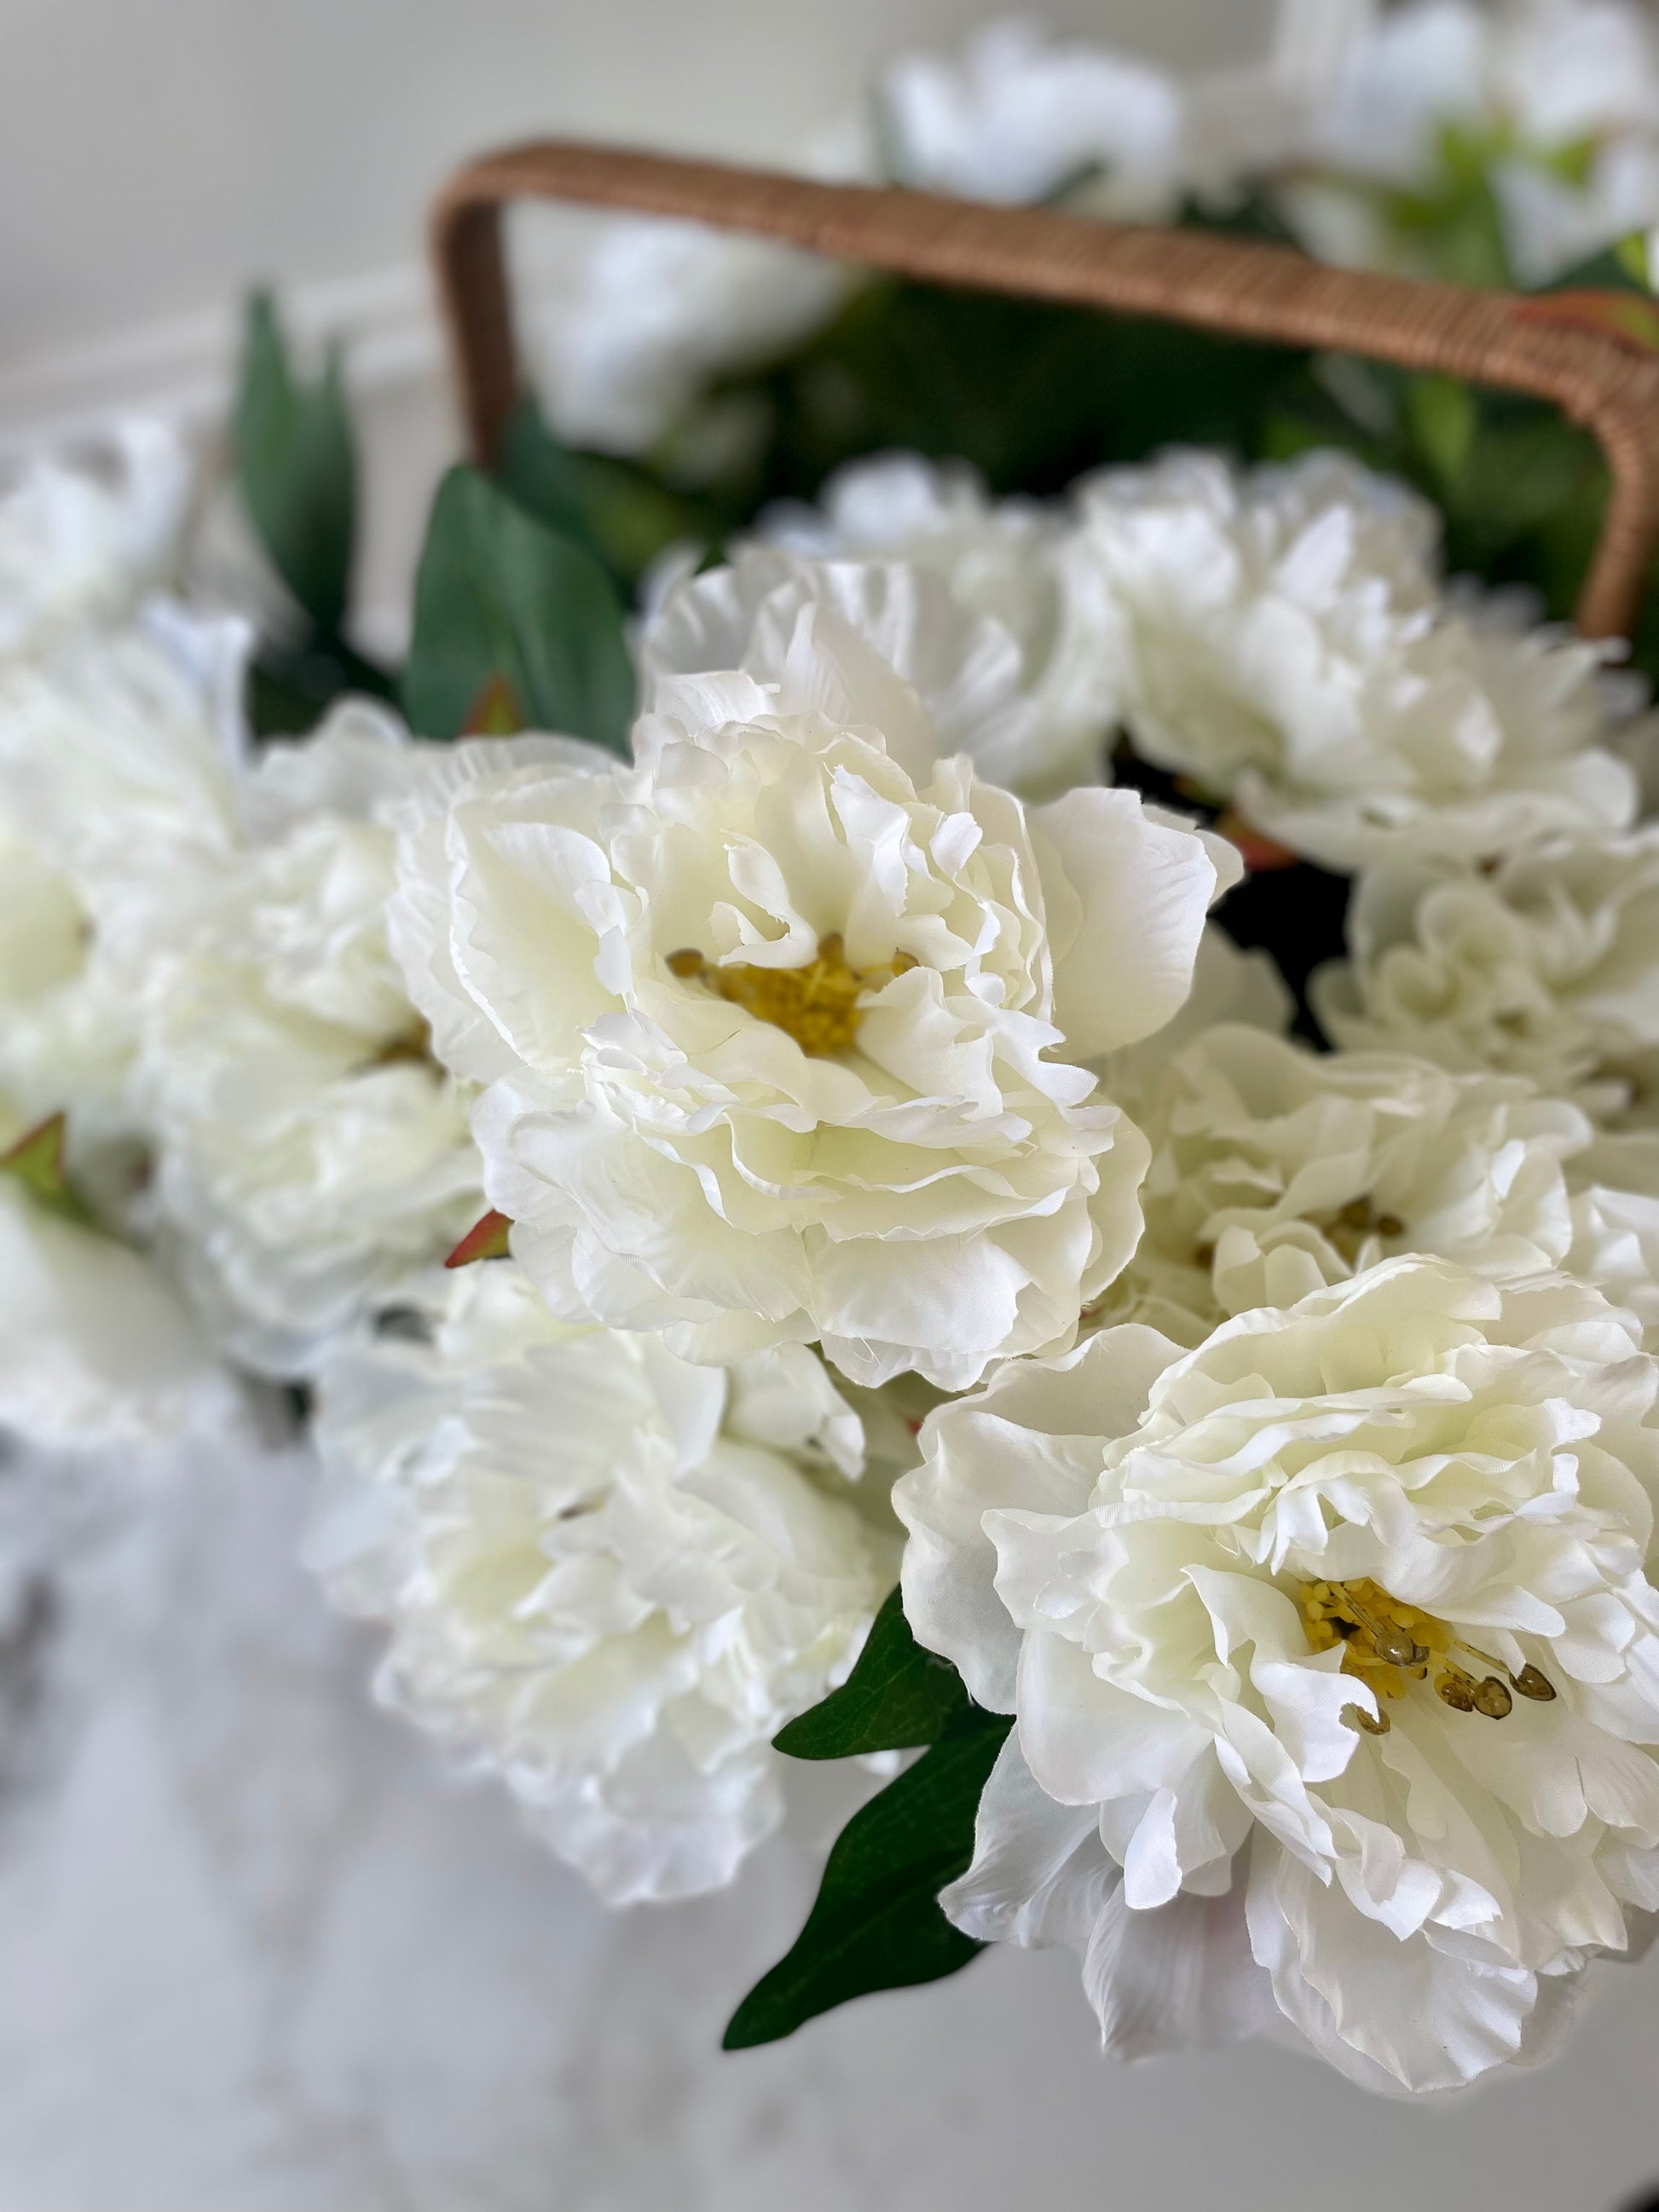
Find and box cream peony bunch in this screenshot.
[1067,448,1640,872]
[898,1258,1659,2093]
[306,1259,902,1902]
[390,604,1233,1391]
[1315,830,1659,1123]
[14,389,1659,2110]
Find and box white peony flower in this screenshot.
[1087,921,1293,1121]
[1561,1130,1659,1353]
[519,118,871,458]
[876,18,1187,218]
[137,703,483,1377]
[748,453,1122,796]
[524,222,851,459]
[390,616,1233,1391]
[0,594,245,888]
[0,419,191,661]
[1315,829,1659,1123]
[643,479,1119,800]
[1070,448,1639,871]
[0,585,248,1174]
[0,814,123,1144]
[1101,1022,1591,1346]
[306,1258,899,1903]
[897,1257,1659,2093]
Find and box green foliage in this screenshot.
[724,1702,1012,2049]
[1376,119,1516,290]
[496,400,715,590]
[775,1588,968,1759]
[245,634,397,737]
[233,292,396,736]
[687,275,1309,516]
[234,292,357,637]
[402,467,635,751]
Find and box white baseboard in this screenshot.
[0,261,445,468]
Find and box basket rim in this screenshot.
[430,137,1659,641]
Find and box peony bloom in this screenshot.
[1101,1023,1590,1345]
[306,1258,901,1903]
[1315,829,1659,1123]
[519,115,871,457]
[390,613,1232,1390]
[137,704,483,1376]
[748,454,1122,797]
[897,1257,1659,2093]
[1564,1130,1659,1354]
[0,436,250,1200]
[876,18,1186,217]
[523,219,851,458]
[1069,448,1639,872]
[643,479,1119,800]
[0,418,191,661]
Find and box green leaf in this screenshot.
[246,634,396,739]
[723,1704,1011,2049]
[402,467,635,751]
[496,400,707,590]
[234,292,356,637]
[774,1587,968,1759]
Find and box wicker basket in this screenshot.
[431,139,1659,642]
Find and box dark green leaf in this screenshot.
[246,635,396,739]
[496,400,708,590]
[401,467,635,751]
[1404,373,1477,495]
[774,1586,967,1759]
[234,292,356,636]
[723,1704,1011,2049]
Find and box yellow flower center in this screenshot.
[666,934,915,1057]
[1192,1196,1405,1274]
[1300,1577,1557,1736]
[1315,1197,1406,1267]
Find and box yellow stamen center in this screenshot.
[666,934,915,1057]
[365,1018,436,1073]
[1192,1198,1406,1276]
[1313,1197,1406,1267]
[1301,1577,1556,1731]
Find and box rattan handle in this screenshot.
[431,139,1659,641]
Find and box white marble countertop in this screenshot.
[1,1424,1657,2212]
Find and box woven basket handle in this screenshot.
[431,139,1659,641]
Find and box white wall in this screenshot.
[0,0,1277,637]
[2,0,1274,364]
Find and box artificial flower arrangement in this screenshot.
[10,0,1659,2105]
